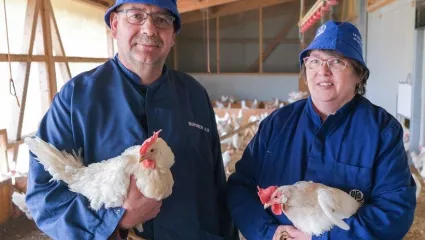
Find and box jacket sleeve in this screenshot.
[25,83,125,240]
[315,120,416,240]
[226,116,280,239]
[206,93,240,240]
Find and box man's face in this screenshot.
[110,3,176,67]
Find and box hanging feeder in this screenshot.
[298,0,339,33]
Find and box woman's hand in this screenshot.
[273,225,312,240]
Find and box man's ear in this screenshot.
[110,12,119,38]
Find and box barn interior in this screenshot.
[1,0,424,239]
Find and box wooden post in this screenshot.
[259,7,263,73]
[7,0,40,164]
[216,16,220,73]
[40,0,57,102]
[47,0,72,82]
[0,129,9,174]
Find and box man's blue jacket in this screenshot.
[26,55,235,240]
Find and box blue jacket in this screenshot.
[227,95,416,240]
[26,55,236,240]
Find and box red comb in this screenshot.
[257,185,278,204]
[140,130,162,155]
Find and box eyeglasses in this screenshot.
[303,57,348,72]
[115,9,175,29]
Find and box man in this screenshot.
[25,0,237,239]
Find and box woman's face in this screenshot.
[304,50,361,108]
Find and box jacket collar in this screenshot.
[305,94,360,126]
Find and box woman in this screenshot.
[226,20,416,240]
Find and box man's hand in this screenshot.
[118,176,162,229]
[273,225,312,240]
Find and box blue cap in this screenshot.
[104,0,181,33]
[299,20,368,71]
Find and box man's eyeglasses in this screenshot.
[303,57,348,72]
[115,9,175,29]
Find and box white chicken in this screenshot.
[24,130,175,232]
[258,181,361,237]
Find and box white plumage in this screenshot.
[25,130,175,231]
[260,181,361,237]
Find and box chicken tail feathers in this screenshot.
[317,188,350,231]
[25,136,83,183]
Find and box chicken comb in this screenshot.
[140,130,162,155]
[257,185,278,204]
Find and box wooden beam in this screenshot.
[216,17,220,73]
[47,0,72,82]
[181,0,295,24]
[0,130,9,174]
[178,0,241,13]
[35,10,51,114]
[177,37,308,44]
[7,0,39,167]
[249,12,299,72]
[0,54,109,62]
[259,7,263,73]
[60,56,109,62]
[6,132,36,150]
[73,0,111,9]
[367,0,396,12]
[40,0,57,103]
[8,0,39,142]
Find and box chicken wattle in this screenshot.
[258,181,362,236]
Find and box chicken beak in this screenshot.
[264,203,271,209]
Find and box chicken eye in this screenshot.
[150,149,154,152]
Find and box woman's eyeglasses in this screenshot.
[303,57,348,72]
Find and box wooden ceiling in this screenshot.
[76,0,113,9]
[76,0,246,13]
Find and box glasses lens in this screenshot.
[152,14,174,29]
[305,57,321,71]
[328,58,347,72]
[126,9,147,24]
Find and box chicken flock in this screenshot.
[215,91,308,177]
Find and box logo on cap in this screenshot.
[352,32,362,47]
[315,25,326,38]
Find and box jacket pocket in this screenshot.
[331,161,373,203]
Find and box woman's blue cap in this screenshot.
[299,20,368,72]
